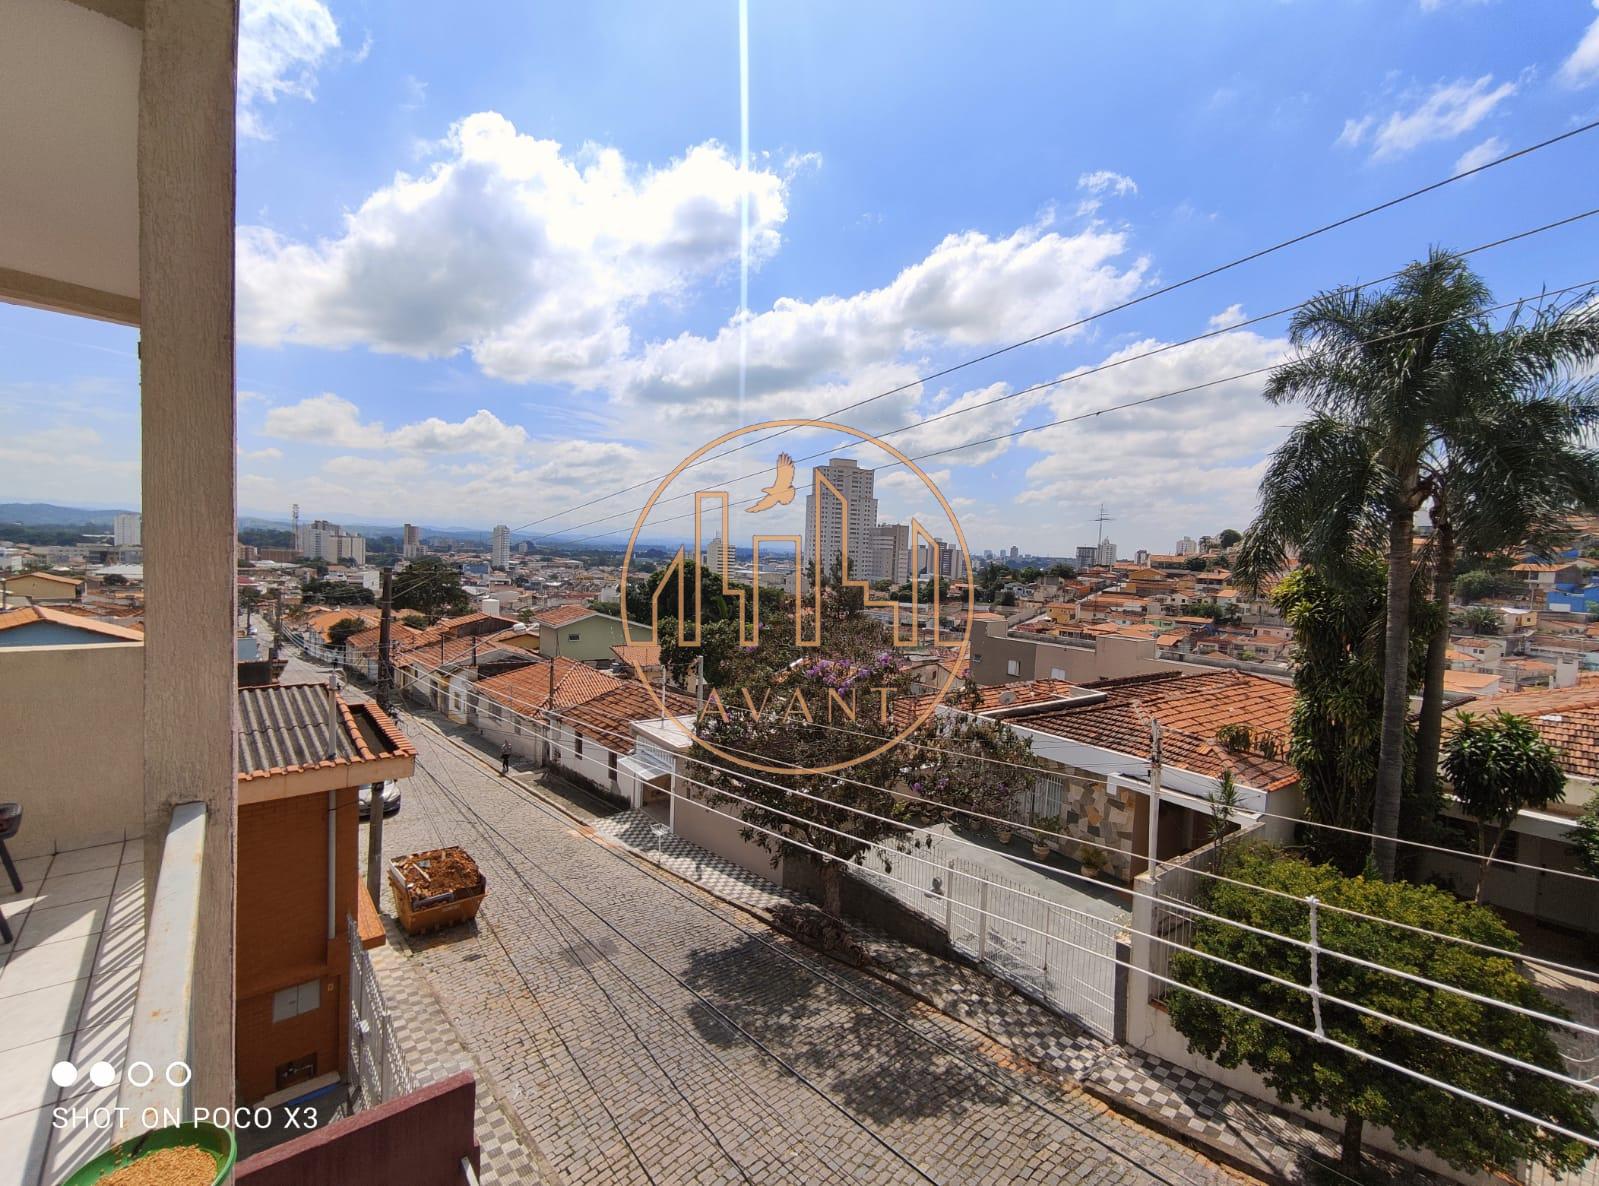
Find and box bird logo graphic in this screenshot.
[747,452,796,513]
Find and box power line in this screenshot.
[407,746,947,1186]
[403,712,1325,1186]
[503,121,1599,540]
[537,213,1578,544]
[388,658,1599,1038]
[550,274,1599,549]
[396,677,1599,1151]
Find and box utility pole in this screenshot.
[366,567,395,909]
[268,587,283,663]
[1146,719,1163,879]
[376,567,394,712]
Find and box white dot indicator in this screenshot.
[50,1062,79,1088]
[89,1062,118,1088]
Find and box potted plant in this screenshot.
[1031,815,1060,860]
[1079,845,1107,880]
[995,820,1014,845]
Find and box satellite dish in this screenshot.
[998,690,1016,706]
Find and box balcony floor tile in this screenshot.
[0,1032,73,1120]
[12,899,106,952]
[43,844,123,878]
[0,1104,52,1186]
[0,976,89,1055]
[0,932,97,997]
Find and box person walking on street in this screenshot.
[500,741,512,777]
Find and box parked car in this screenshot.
[357,783,402,818]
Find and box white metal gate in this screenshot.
[858,849,1121,1041]
[347,916,412,1108]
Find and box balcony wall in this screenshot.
[0,641,143,858]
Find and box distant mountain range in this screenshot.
[2,502,684,554]
[0,502,136,526]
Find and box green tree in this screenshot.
[1272,556,1436,873]
[400,611,430,630]
[392,556,470,620]
[1237,252,1599,879]
[1167,846,1597,1173]
[1456,604,1501,635]
[300,578,374,607]
[1443,711,1566,902]
[1566,797,1599,878]
[1185,556,1209,572]
[1217,528,1243,548]
[692,600,1033,916]
[327,616,369,648]
[1454,569,1518,604]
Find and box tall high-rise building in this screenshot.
[1176,536,1199,556]
[703,535,728,579]
[803,458,877,580]
[491,524,510,569]
[296,518,366,565]
[402,523,423,559]
[113,512,141,548]
[869,523,909,584]
[1009,545,1019,559]
[1096,537,1117,565]
[1075,546,1098,570]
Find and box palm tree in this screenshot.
[1235,252,1597,878]
[1409,306,1599,812]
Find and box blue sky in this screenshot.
[4,0,1599,555]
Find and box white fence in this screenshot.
[856,845,1121,1040]
[347,916,412,1109]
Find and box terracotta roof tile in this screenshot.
[1448,679,1599,779]
[475,657,625,716]
[0,605,143,640]
[561,684,696,753]
[536,603,603,629]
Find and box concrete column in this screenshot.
[139,0,239,1113]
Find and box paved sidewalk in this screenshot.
[361,854,550,1184]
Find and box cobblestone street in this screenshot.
[363,710,1253,1186]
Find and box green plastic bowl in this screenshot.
[62,1121,235,1186]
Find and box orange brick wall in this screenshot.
[236,787,360,1103]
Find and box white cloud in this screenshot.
[1077,170,1138,197]
[237,0,340,139]
[263,393,376,448]
[1453,135,1506,173]
[1338,75,1516,161]
[262,394,532,457]
[387,409,529,456]
[239,112,790,385]
[614,221,1150,416]
[1013,327,1294,547]
[1559,1,1599,88]
[239,446,284,461]
[1207,304,1247,330]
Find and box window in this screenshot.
[608,751,618,782]
[1049,667,1066,680]
[1006,659,1020,676]
[568,632,580,641]
[575,733,584,758]
[272,979,321,1023]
